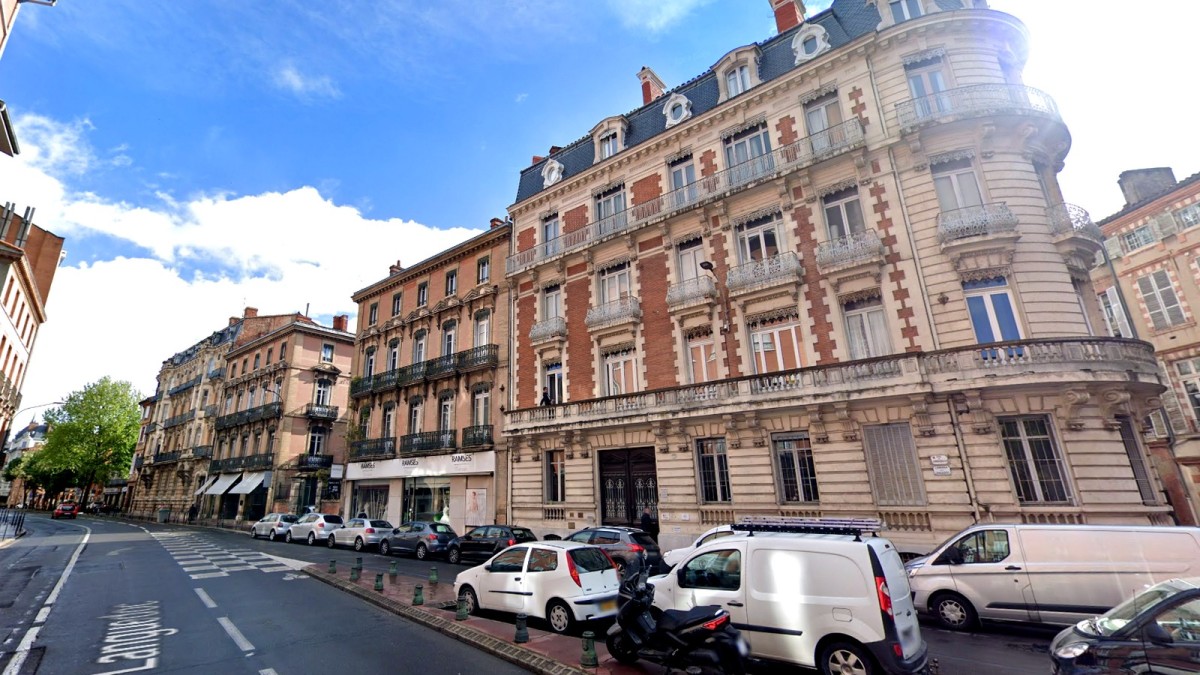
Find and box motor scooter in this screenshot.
[605,554,748,674]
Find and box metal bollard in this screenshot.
[328,560,337,574]
[413,584,424,606]
[455,597,469,621]
[374,573,384,592]
[388,560,398,577]
[929,658,940,675]
[514,613,529,643]
[580,631,598,668]
[429,566,439,584]
[349,566,360,582]
[354,556,363,571]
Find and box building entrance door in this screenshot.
[599,448,657,527]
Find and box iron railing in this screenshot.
[350,376,374,397]
[153,451,181,464]
[297,454,334,470]
[168,375,202,396]
[427,354,458,379]
[530,316,567,342]
[462,425,494,447]
[398,361,429,386]
[192,445,213,459]
[305,403,339,419]
[209,453,274,472]
[372,369,399,392]
[896,83,1060,132]
[458,344,499,371]
[208,367,225,380]
[666,275,718,308]
[937,202,1018,243]
[585,296,642,329]
[1045,202,1102,240]
[162,409,196,429]
[401,430,457,454]
[213,402,283,430]
[816,229,885,271]
[726,252,804,294]
[349,437,397,461]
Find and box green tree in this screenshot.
[39,377,141,505]
[20,450,77,506]
[1,454,20,483]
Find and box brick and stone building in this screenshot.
[343,220,509,534]
[1,420,45,507]
[1091,167,1200,524]
[502,0,1172,554]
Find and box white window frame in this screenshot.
[599,132,619,160]
[543,216,560,256]
[438,395,454,432]
[391,292,402,317]
[417,282,428,307]
[750,322,804,374]
[725,65,751,97]
[544,363,564,404]
[599,264,631,303]
[364,348,376,377]
[308,428,325,455]
[1177,204,1200,230]
[736,214,782,264]
[687,335,717,384]
[442,322,457,356]
[1137,269,1186,330]
[1098,287,1132,338]
[368,303,378,326]
[603,351,637,397]
[387,340,399,371]
[933,161,984,213]
[595,189,627,233]
[472,388,490,427]
[1176,357,1200,424]
[474,311,491,347]
[445,270,457,296]
[382,404,395,438]
[677,238,705,282]
[1000,415,1073,505]
[964,277,1023,345]
[543,285,562,320]
[321,343,334,363]
[670,158,697,209]
[545,449,566,503]
[314,379,332,406]
[823,188,865,241]
[413,331,427,363]
[1121,225,1157,252]
[408,399,423,434]
[890,0,922,22]
[843,297,892,360]
[477,257,490,283]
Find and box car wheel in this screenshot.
[250,527,257,539]
[307,532,316,546]
[354,537,365,552]
[605,631,639,665]
[415,543,428,560]
[819,641,875,675]
[546,599,575,635]
[327,535,337,549]
[268,530,277,542]
[448,547,462,564]
[285,531,293,544]
[459,586,479,614]
[380,540,391,556]
[931,592,978,631]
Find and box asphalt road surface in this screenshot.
[0,514,530,675]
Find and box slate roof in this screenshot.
[513,0,892,206]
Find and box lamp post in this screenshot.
[698,261,736,376]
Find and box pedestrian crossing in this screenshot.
[152,531,296,579]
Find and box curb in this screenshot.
[306,565,593,675]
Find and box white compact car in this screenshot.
[661,524,746,568]
[454,541,620,634]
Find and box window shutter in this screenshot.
[1138,275,1168,330]
[1105,287,1132,338]
[862,423,925,506]
[1103,237,1124,259]
[1154,270,1186,325]
[1144,218,1163,242]
[1156,212,1180,238]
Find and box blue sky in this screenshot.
[1,0,1196,428]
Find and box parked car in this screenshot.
[447,525,538,564]
[661,524,746,569]
[286,512,344,545]
[379,521,457,559]
[454,541,620,634]
[565,526,661,575]
[51,502,78,519]
[249,513,298,541]
[1050,577,1200,674]
[650,518,927,675]
[329,518,394,551]
[906,523,1200,630]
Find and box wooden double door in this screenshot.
[599,448,658,527]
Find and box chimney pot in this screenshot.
[243,307,258,319]
[333,314,348,332]
[770,0,805,33]
[637,66,667,105]
[548,145,563,155]
[490,218,504,229]
[532,155,545,165]
[1118,168,1178,208]
[389,259,404,275]
[229,316,239,327]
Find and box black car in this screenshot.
[565,526,663,575]
[446,525,538,564]
[1050,577,1200,674]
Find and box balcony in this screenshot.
[213,402,283,430]
[397,361,428,387]
[666,276,718,309]
[1045,202,1103,273]
[153,451,180,464]
[203,404,218,417]
[507,118,865,276]
[133,455,143,469]
[427,354,458,380]
[350,376,374,398]
[585,296,642,331]
[816,229,886,276]
[162,409,196,430]
[896,84,1060,133]
[462,425,494,448]
[458,344,499,372]
[209,453,275,473]
[401,430,457,454]
[208,367,225,380]
[297,454,334,471]
[305,403,339,420]
[349,437,396,461]
[372,369,399,392]
[937,202,1019,244]
[191,445,213,459]
[169,375,202,397]
[505,337,1160,435]
[529,316,567,344]
[726,252,804,295]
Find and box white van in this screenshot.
[906,523,1200,630]
[649,518,927,675]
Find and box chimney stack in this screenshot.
[770,0,805,33]
[1118,168,1178,208]
[637,67,666,104]
[531,154,545,166]
[229,316,239,327]
[333,314,348,332]
[490,218,505,229]
[389,260,404,275]
[243,306,258,319]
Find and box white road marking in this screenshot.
[2,520,91,675]
[259,669,279,675]
[193,587,217,609]
[217,617,255,652]
[190,571,229,580]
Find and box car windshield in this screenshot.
[1087,580,1198,636]
[323,515,344,524]
[631,532,658,548]
[280,515,298,523]
[570,547,613,573]
[511,528,536,539]
[429,523,454,534]
[370,520,392,528]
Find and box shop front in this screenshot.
[343,451,496,534]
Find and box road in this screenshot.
[0,514,530,675]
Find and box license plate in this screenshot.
[600,599,617,612]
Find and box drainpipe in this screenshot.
[1100,242,1139,339]
[948,400,982,523]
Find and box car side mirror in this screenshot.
[393,528,400,534]
[937,547,962,566]
[1144,622,1174,645]
[677,567,687,584]
[483,564,492,572]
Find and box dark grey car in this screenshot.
[565,526,662,575]
[379,521,457,560]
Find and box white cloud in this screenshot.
[515,93,528,103]
[4,113,481,429]
[272,64,342,100]
[607,0,713,32]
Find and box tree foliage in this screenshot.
[39,377,141,499]
[1,454,21,482]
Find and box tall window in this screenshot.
[1175,358,1200,423]
[314,379,332,406]
[474,310,491,346]
[1177,204,1200,230]
[224,393,233,414]
[308,428,325,455]
[603,350,637,396]
[417,282,428,307]
[247,386,257,409]
[544,362,564,404]
[1071,278,1095,335]
[774,432,819,502]
[368,303,379,326]
[253,353,260,370]
[358,408,370,439]
[697,438,732,503]
[1120,225,1157,252]
[599,132,619,159]
[543,285,562,319]
[438,394,454,437]
[933,158,983,214]
[687,333,717,384]
[599,263,631,303]
[964,276,1022,347]
[445,270,457,296]
[750,319,803,374]
[676,238,705,282]
[906,60,947,118]
[472,388,490,426]
[543,216,560,255]
[595,186,626,234]
[413,330,427,363]
[476,257,490,283]
[265,348,273,364]
[545,450,565,503]
[364,347,376,377]
[1117,416,1158,505]
[321,343,334,362]
[669,155,697,208]
[387,339,399,371]
[382,403,395,438]
[725,123,772,185]
[805,93,843,153]
[391,292,402,317]
[843,296,892,360]
[408,398,423,434]
[736,213,782,263]
[862,423,925,506]
[442,321,457,356]
[823,187,865,241]
[890,0,922,22]
[1136,269,1186,330]
[725,65,750,97]
[1098,287,1132,338]
[1000,416,1072,504]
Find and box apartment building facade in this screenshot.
[1091,167,1200,524]
[201,310,353,522]
[503,0,1171,553]
[344,221,509,535]
[1,420,45,507]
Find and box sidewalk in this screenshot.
[305,560,666,675]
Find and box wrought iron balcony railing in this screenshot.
[350,376,374,398]
[305,403,339,420]
[213,402,283,430]
[397,361,428,386]
[507,118,865,275]
[401,430,457,454]
[937,202,1019,244]
[162,409,196,429]
[666,275,718,308]
[203,404,218,417]
[153,451,180,464]
[816,229,885,271]
[209,453,275,473]
[168,375,202,397]
[585,296,642,330]
[726,252,804,294]
[208,367,225,380]
[297,454,334,470]
[133,455,143,469]
[427,354,458,379]
[349,437,396,461]
[529,316,567,343]
[1045,202,1101,240]
[896,84,1060,132]
[191,445,213,459]
[462,425,494,447]
[458,344,499,372]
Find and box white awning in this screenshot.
[204,472,241,495]
[194,474,219,496]
[227,471,268,495]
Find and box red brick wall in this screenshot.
[791,193,836,364]
[637,239,675,389]
[710,221,743,379]
[776,115,798,146]
[632,173,662,206]
[516,292,537,408]
[870,181,920,351]
[566,277,594,399]
[849,87,869,126]
[563,204,588,235]
[516,227,535,254]
[567,263,587,276]
[700,149,717,178]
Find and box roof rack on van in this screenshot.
[733,516,884,541]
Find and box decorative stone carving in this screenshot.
[901,47,946,67]
[792,23,831,65]
[961,391,993,434]
[817,177,859,199]
[1100,388,1132,430]
[928,148,976,167]
[799,82,838,106]
[662,92,693,129]
[809,407,830,444]
[910,396,935,436]
[1057,388,1091,431]
[541,159,564,188]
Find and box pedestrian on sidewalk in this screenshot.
[640,507,658,542]
[188,504,198,523]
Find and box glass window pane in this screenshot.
[966,296,996,343]
[990,292,1021,341]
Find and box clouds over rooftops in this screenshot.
[272,64,342,100]
[607,0,714,33]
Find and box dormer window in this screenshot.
[792,23,831,65]
[663,92,693,128]
[713,45,761,103]
[591,116,628,164]
[890,0,923,23]
[600,133,619,160]
[726,65,751,97]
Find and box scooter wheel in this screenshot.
[605,631,640,665]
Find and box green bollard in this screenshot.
[374,573,384,592]
[349,566,360,582]
[388,560,398,577]
[328,560,337,574]
[455,597,469,621]
[580,630,598,668]
[413,584,424,606]
[514,613,529,643]
[429,566,439,584]
[354,556,363,571]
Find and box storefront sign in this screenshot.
[331,464,344,479]
[345,451,496,481]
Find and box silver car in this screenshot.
[286,513,344,545]
[329,518,394,551]
[249,513,299,541]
